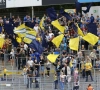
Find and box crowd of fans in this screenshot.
[0,12,100,90]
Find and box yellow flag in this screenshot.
[39,17,45,30]
[0,38,5,48]
[77,25,84,37]
[83,33,99,46]
[47,54,59,63]
[52,34,64,48]
[16,37,22,43]
[69,37,79,51]
[51,20,65,33]
[23,38,32,44]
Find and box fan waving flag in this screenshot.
[82,33,99,46]
[47,54,59,63]
[52,34,64,48]
[51,20,65,33]
[69,37,79,51]
[46,7,57,21]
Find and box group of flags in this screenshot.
[45,4,98,63]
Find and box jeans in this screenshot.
[35,77,39,88]
[27,77,32,88]
[73,86,79,90]
[71,67,74,75]
[54,80,58,89]
[24,74,27,85]
[86,70,93,82]
[60,81,64,90]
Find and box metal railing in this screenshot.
[0,76,100,90]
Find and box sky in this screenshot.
[78,0,100,3]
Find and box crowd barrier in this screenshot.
[0,76,100,90]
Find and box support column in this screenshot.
[32,6,34,20]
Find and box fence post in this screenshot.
[10,13,12,18]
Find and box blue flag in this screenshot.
[82,3,92,13]
[87,23,97,36]
[60,8,72,21]
[71,23,77,32]
[41,31,48,48]
[46,7,57,21]
[29,39,44,54]
[75,1,82,14]
[4,23,14,35]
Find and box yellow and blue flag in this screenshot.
[14,24,26,33]
[82,33,99,46]
[52,34,64,48]
[51,20,65,33]
[47,54,59,63]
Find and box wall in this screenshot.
[6,0,42,8]
[82,6,100,18]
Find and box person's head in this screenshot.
[12,16,14,18]
[93,49,96,53]
[40,55,43,59]
[60,71,64,75]
[34,59,37,63]
[75,68,78,71]
[71,56,74,60]
[58,61,60,65]
[82,45,85,49]
[88,84,91,87]
[91,14,93,16]
[29,57,31,60]
[4,16,6,18]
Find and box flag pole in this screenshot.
[32,6,34,20]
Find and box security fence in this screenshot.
[0,76,100,90]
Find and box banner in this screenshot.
[0,0,6,8]
[6,0,42,8]
[42,0,75,5]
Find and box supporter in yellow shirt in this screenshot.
[3,67,7,78]
[85,57,93,82]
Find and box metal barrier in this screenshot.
[0,74,100,90]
